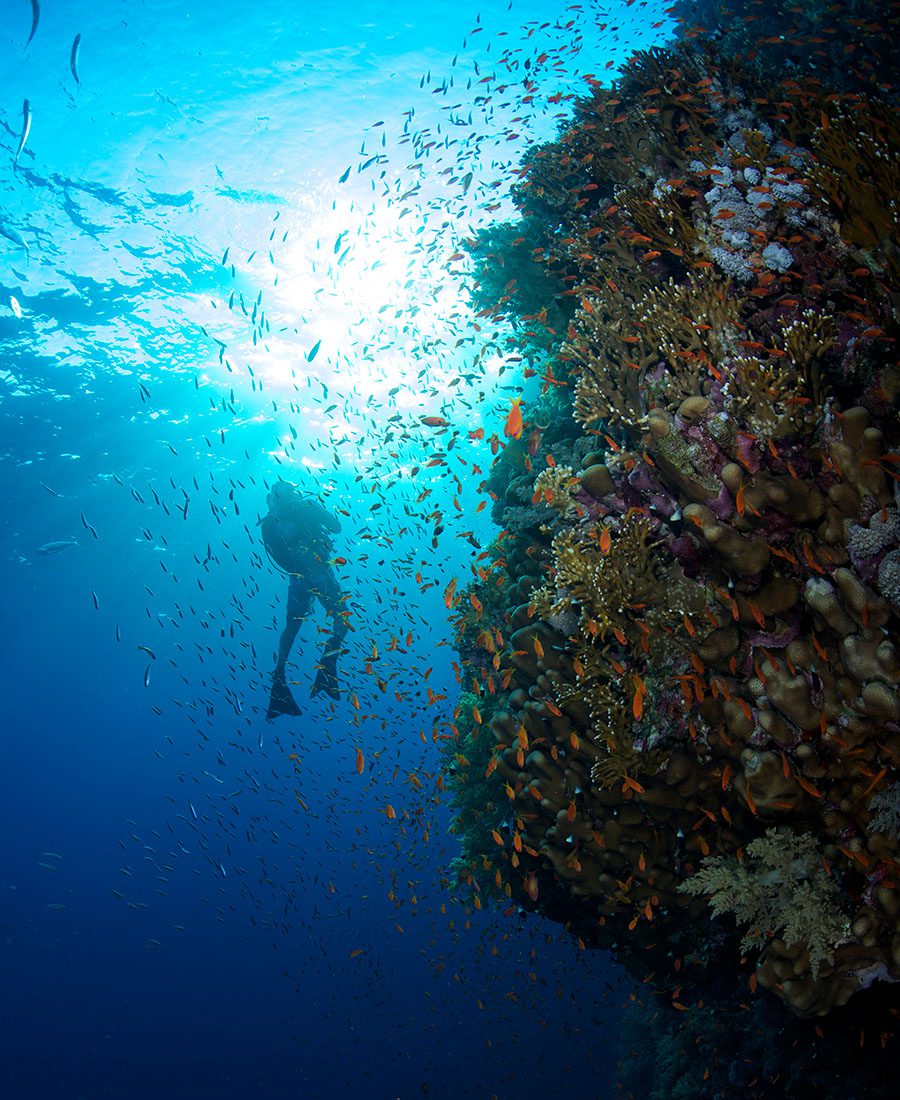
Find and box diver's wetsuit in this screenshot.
[261,496,347,720]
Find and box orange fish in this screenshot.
[444,578,457,609]
[355,747,365,774]
[797,776,823,799]
[599,526,611,555]
[747,600,766,629]
[504,399,524,439]
[862,767,887,798]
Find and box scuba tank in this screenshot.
[262,491,339,575]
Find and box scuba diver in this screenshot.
[260,480,348,720]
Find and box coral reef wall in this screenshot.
[443,4,900,1031]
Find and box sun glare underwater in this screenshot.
[2,1,900,1098]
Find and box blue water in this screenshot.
[1,2,674,1097]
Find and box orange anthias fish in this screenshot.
[631,672,647,720]
[504,398,524,439]
[599,526,611,554]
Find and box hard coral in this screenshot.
[446,15,900,1028]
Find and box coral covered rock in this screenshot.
[444,10,900,1027]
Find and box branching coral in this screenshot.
[727,351,818,440]
[531,514,670,645]
[810,102,900,271]
[680,828,849,979]
[564,260,740,429]
[532,464,580,517]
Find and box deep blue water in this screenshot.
[1,2,673,1097]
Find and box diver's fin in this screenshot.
[311,655,340,701]
[267,668,301,720]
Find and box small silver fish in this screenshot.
[14,99,31,166]
[25,0,40,47]
[36,539,78,555]
[70,33,81,86]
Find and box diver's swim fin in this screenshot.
[267,668,301,720]
[311,654,340,701]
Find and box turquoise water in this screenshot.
[0,2,673,1098]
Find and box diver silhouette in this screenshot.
[260,480,348,720]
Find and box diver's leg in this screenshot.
[268,577,312,720]
[276,577,311,668]
[310,568,348,700]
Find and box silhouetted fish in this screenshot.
[35,539,79,556]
